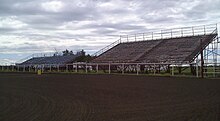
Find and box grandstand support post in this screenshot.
[66,65,68,72]
[108,63,111,74]
[196,64,199,77]
[29,66,31,72]
[96,64,99,73]
[200,39,204,78]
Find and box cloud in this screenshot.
[0,0,220,64]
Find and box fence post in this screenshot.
[66,64,68,72]
[85,63,88,73]
[109,63,111,74]
[122,64,124,74]
[154,64,156,75]
[23,65,25,72]
[76,64,78,73]
[96,64,99,73]
[136,64,139,75]
[172,65,174,76]
[12,65,14,72]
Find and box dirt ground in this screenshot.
[0,73,220,121]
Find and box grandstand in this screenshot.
[93,34,217,63]
[92,24,218,65]
[19,54,79,65]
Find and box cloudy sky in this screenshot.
[0,0,220,64]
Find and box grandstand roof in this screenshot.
[19,54,78,65]
[92,33,217,64]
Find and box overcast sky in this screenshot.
[0,0,220,64]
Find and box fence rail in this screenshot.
[1,62,220,78]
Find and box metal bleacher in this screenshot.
[19,54,78,65]
[92,24,218,64]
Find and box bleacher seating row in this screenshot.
[20,55,78,65]
[93,34,217,63]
